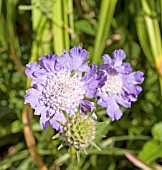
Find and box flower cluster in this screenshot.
[24,46,144,149]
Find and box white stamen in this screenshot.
[39,71,85,112]
[99,73,123,96]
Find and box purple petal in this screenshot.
[96,70,107,88]
[123,62,132,73]
[113,49,126,66]
[80,100,94,111]
[132,71,144,84]
[32,68,48,78]
[116,93,131,108]
[124,71,144,85]
[34,105,47,115]
[70,46,88,60]
[123,84,140,96]
[106,96,123,121]
[40,113,50,130]
[58,51,71,71]
[82,64,97,82]
[24,88,40,108]
[69,46,89,71]
[30,69,48,87]
[77,61,90,73]
[85,89,96,98]
[102,54,113,65]
[82,64,99,98]
[50,111,66,131]
[123,85,142,103]
[25,62,39,78]
[97,97,108,108]
[39,53,58,72]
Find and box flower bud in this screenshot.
[61,114,96,149]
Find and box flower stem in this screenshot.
[22,105,47,170]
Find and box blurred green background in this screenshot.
[0,0,162,169]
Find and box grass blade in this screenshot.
[92,0,117,63]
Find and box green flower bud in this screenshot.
[61,114,96,149]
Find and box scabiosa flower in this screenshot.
[96,49,144,121]
[24,46,100,131]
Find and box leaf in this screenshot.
[95,120,111,143]
[75,20,96,36]
[152,122,162,142]
[138,140,162,163]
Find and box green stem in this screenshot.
[141,0,161,58]
[52,0,64,55]
[63,0,70,51]
[68,0,75,40]
[159,76,162,97]
[160,0,162,30]
[101,135,150,148]
[92,0,117,63]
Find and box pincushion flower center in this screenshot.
[100,73,123,96]
[39,72,85,111]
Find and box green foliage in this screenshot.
[136,0,162,96]
[139,140,162,164]
[0,0,162,169]
[152,122,162,142]
[138,122,162,164]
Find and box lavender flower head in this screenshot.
[96,49,144,121]
[24,46,99,131]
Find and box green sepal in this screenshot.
[56,121,65,128]
[83,149,87,155]
[52,133,60,140]
[62,110,70,120]
[76,105,81,116]
[96,120,111,130]
[76,150,80,161]
[95,120,111,142]
[58,143,64,150]
[70,70,76,77]
[91,141,101,151]
[87,111,94,118]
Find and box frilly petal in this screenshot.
[50,111,66,131]
[39,53,58,73]
[106,96,123,121]
[69,46,89,71]
[25,62,39,78]
[102,54,113,65]
[70,46,88,60]
[113,49,126,66]
[82,64,99,98]
[58,51,71,71]
[24,88,40,108]
[116,93,131,108]
[40,111,50,130]
[34,105,47,115]
[82,64,96,81]
[80,100,94,112]
[97,97,108,108]
[123,62,132,73]
[124,71,144,85]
